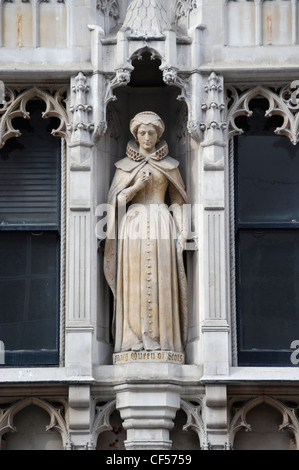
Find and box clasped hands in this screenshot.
[117,169,151,204]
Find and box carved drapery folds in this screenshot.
[0,84,69,148]
[227,80,299,145]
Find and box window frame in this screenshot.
[0,99,65,367]
[232,97,299,367]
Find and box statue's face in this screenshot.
[137,124,159,153]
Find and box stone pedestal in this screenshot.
[114,381,181,450]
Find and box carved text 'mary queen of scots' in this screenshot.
[104,112,188,354]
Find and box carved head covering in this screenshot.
[130,112,165,141]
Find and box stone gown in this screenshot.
[104,141,188,353]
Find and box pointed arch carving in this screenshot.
[180,397,209,449]
[91,399,117,446]
[0,397,70,449]
[0,85,69,148]
[226,82,299,145]
[228,396,299,450]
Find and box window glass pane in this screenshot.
[0,231,59,356]
[237,229,299,353]
[237,134,299,224]
[0,101,60,227]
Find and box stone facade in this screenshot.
[0,0,299,451]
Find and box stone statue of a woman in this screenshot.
[104,112,188,354]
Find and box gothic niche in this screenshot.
[104,50,190,363]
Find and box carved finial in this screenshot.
[69,72,94,148]
[201,72,226,169]
[122,0,171,39]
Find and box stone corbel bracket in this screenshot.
[200,72,226,171]
[180,397,210,450]
[162,66,202,143]
[93,66,133,143]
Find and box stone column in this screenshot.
[115,382,181,450]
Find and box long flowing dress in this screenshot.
[104,140,188,353]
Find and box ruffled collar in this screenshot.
[126,140,169,162]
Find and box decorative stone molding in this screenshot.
[0,397,70,449]
[180,397,209,450]
[175,0,198,29]
[204,384,228,450]
[228,395,299,450]
[201,72,226,170]
[162,66,202,143]
[93,67,132,141]
[227,81,299,145]
[96,0,119,35]
[97,0,119,19]
[69,72,94,148]
[104,67,132,106]
[91,399,116,447]
[0,85,69,148]
[115,382,180,450]
[122,0,171,39]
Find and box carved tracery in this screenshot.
[91,399,117,447]
[226,81,299,145]
[180,398,209,449]
[97,0,119,19]
[175,0,198,28]
[228,396,299,450]
[0,85,69,148]
[0,397,70,449]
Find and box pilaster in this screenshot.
[200,73,229,376]
[204,384,228,450]
[65,72,95,378]
[68,385,93,450]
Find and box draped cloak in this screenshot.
[103,141,188,352]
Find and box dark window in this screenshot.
[235,99,299,366]
[0,100,60,366]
